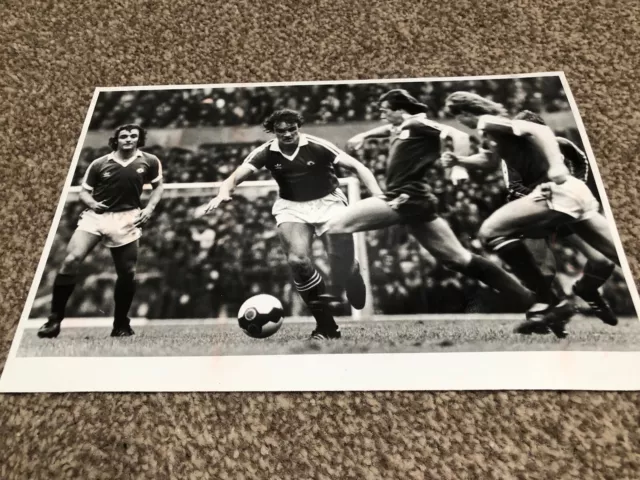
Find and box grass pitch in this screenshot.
[17,315,640,357]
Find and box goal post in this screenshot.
[63,177,375,321]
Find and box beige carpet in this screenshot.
[2,0,640,478]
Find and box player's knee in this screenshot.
[478,221,499,247]
[439,253,470,272]
[61,252,83,273]
[429,242,471,271]
[287,252,313,274]
[324,218,349,235]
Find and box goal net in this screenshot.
[28,178,374,321]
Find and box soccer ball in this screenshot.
[237,294,284,339]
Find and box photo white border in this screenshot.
[2,71,640,393]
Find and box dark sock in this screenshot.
[294,270,338,330]
[574,261,615,298]
[493,240,557,304]
[51,273,77,320]
[114,272,136,325]
[461,254,535,309]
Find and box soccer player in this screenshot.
[323,89,538,313]
[204,109,380,340]
[441,92,619,336]
[37,124,164,338]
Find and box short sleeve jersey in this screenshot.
[243,134,342,202]
[386,113,471,197]
[82,150,163,212]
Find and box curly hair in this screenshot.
[514,110,546,125]
[378,89,429,115]
[444,92,508,117]
[262,109,305,133]
[108,124,147,151]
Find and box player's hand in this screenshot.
[133,207,153,227]
[204,193,232,214]
[440,152,459,168]
[538,182,553,201]
[346,135,365,152]
[91,200,109,213]
[548,164,570,185]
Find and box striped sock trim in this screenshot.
[492,238,521,251]
[295,271,322,292]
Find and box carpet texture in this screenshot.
[2,0,640,478]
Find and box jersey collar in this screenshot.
[270,134,309,161]
[108,149,143,167]
[399,112,427,129]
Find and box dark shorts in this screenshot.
[380,190,439,224]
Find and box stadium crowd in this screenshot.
[89,77,571,130]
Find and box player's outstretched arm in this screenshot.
[441,150,499,172]
[135,178,164,227]
[346,124,393,151]
[204,163,255,213]
[335,152,383,196]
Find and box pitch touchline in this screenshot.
[22,314,539,328]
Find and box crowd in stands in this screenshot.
[89,77,571,130]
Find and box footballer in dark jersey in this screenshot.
[37,124,164,339]
[204,109,381,340]
[442,92,620,336]
[324,89,537,314]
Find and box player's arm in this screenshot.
[134,157,165,226]
[441,149,499,171]
[134,179,164,227]
[346,124,393,151]
[334,152,384,196]
[204,163,255,213]
[79,160,108,213]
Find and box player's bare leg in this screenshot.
[277,222,340,339]
[479,195,577,337]
[324,196,404,234]
[480,195,569,304]
[408,218,536,311]
[109,240,139,337]
[38,230,102,338]
[569,214,620,267]
[562,234,617,326]
[321,233,366,311]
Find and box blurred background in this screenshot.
[28,76,636,319]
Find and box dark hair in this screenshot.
[514,110,547,125]
[108,124,147,151]
[444,91,508,117]
[262,109,305,133]
[378,89,429,115]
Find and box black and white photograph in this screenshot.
[2,72,640,392]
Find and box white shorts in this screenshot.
[272,189,348,236]
[531,176,600,222]
[77,209,141,248]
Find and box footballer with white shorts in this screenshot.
[37,124,164,339]
[205,109,382,340]
[442,92,620,337]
